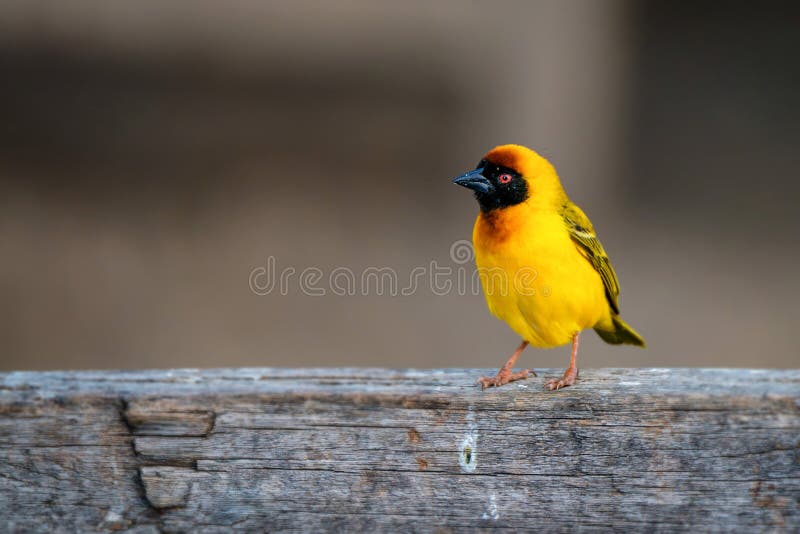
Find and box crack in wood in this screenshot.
[117,397,168,525]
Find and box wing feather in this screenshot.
[561,201,620,314]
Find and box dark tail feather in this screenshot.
[595,315,646,347]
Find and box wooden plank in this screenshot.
[0,368,798,532]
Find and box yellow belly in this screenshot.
[473,208,610,348]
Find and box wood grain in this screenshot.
[1,368,798,532]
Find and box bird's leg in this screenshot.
[545,332,580,390]
[477,340,535,389]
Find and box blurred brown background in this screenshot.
[1,0,798,371]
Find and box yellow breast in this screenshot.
[473,203,610,348]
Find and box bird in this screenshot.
[453,144,645,390]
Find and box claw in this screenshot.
[477,369,534,390]
[476,340,534,390]
[544,368,577,391]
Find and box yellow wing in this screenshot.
[560,201,620,314]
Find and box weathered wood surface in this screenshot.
[0,368,798,532]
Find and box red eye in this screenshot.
[498,173,512,184]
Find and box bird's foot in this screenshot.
[477,368,535,390]
[544,366,578,391]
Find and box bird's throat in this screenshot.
[474,206,527,249]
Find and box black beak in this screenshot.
[453,169,493,194]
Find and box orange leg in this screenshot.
[477,340,536,389]
[545,332,580,391]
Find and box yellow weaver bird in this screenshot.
[453,144,645,390]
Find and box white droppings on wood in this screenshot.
[102,511,122,524]
[481,492,499,520]
[458,406,478,473]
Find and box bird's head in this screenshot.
[453,144,565,212]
